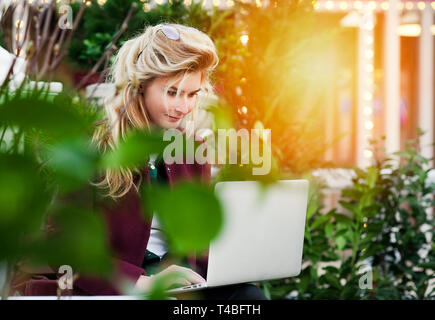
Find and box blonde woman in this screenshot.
[14,23,267,300]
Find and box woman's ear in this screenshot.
[138,77,155,95]
[138,83,145,95]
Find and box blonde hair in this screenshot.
[92,23,219,199]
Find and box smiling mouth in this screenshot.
[166,114,181,121]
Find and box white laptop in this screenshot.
[167,179,309,294]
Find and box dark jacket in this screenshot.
[11,159,211,296]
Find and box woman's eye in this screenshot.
[167,91,198,98]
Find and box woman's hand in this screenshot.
[135,264,206,292]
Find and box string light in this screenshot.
[143,3,151,11]
[417,2,425,10]
[15,19,23,28]
[325,1,334,10]
[405,2,414,10]
[365,49,374,59]
[381,1,389,10]
[364,149,373,158]
[365,21,375,31]
[360,11,375,165]
[364,107,373,115]
[338,1,348,10]
[365,35,374,45]
[398,24,421,37]
[364,92,373,101]
[12,2,28,58]
[365,121,374,130]
[240,34,249,46]
[354,1,363,10]
[367,1,377,11]
[235,86,242,96]
[365,64,374,73]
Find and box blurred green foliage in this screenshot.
[0,153,51,261]
[1,0,433,301]
[101,129,169,169]
[260,136,435,300]
[142,182,223,255]
[0,82,223,298]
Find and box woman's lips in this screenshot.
[166,114,181,122]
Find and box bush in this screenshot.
[260,136,434,300]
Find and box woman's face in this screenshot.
[143,71,202,129]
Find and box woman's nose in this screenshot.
[175,101,191,115]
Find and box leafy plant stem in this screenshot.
[0,126,7,146]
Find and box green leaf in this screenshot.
[332,213,354,226]
[341,189,361,200]
[336,236,347,250]
[310,212,332,230]
[338,200,357,214]
[43,136,100,192]
[36,206,114,277]
[324,223,333,238]
[0,154,50,260]
[334,228,348,238]
[322,266,340,274]
[306,192,319,221]
[418,262,435,269]
[262,282,272,300]
[101,130,168,169]
[0,93,90,140]
[366,166,378,188]
[142,181,223,255]
[323,273,342,289]
[141,268,192,300]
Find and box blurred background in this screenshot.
[2,0,434,169]
[0,0,434,300]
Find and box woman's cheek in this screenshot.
[188,97,197,113]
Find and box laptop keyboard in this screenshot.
[180,282,206,290]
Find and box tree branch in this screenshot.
[76,3,137,90]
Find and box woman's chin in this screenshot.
[161,119,182,130]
